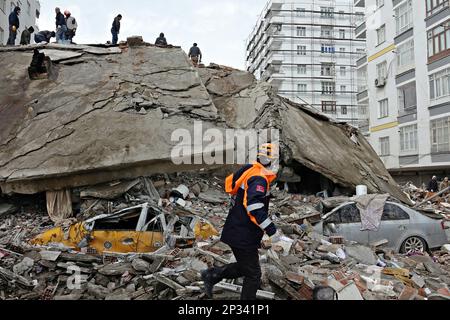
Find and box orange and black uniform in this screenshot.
[222,162,277,248]
[217,162,277,300]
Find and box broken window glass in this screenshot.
[93,208,142,231]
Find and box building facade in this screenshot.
[0,0,40,45]
[357,0,450,184]
[246,0,366,126]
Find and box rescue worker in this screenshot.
[188,43,202,66]
[34,30,56,44]
[7,6,21,46]
[201,143,282,300]
[64,10,78,43]
[55,7,67,43]
[155,33,167,46]
[111,14,122,45]
[20,26,35,45]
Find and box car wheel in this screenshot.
[401,236,427,254]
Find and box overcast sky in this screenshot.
[38,0,268,69]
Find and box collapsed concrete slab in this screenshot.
[0,44,224,194]
[198,65,411,204]
[0,43,409,204]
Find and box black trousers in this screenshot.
[220,247,262,300]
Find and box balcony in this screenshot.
[354,0,365,8]
[355,21,366,39]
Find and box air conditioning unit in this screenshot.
[375,77,386,88]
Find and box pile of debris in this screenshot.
[401,182,450,220]
[1,175,450,301]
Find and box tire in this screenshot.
[401,236,427,254]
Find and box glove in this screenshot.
[265,223,277,237]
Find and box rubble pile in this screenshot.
[1,37,449,301]
[1,175,449,301]
[401,183,450,220]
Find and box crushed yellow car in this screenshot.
[31,203,219,254]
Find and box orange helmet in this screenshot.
[257,143,279,160]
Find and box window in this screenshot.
[376,61,387,80]
[427,21,450,59]
[397,39,415,68]
[297,64,307,74]
[340,85,347,93]
[339,48,346,57]
[321,43,335,53]
[296,8,306,16]
[340,67,347,76]
[321,26,333,38]
[297,45,307,55]
[297,27,306,37]
[382,204,410,221]
[426,0,449,17]
[338,204,361,224]
[431,116,450,153]
[322,82,336,95]
[321,63,335,76]
[322,101,337,112]
[380,137,390,156]
[376,0,385,8]
[430,67,450,100]
[339,29,346,39]
[377,25,386,45]
[400,124,418,153]
[398,82,417,112]
[395,0,413,35]
[321,7,334,18]
[341,106,348,115]
[298,83,307,93]
[378,99,389,118]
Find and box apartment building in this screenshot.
[357,0,450,184]
[0,0,40,45]
[246,0,366,126]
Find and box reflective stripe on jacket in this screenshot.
[221,162,277,249]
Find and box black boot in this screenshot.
[201,267,224,299]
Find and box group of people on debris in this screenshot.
[110,14,203,66]
[427,176,450,194]
[7,8,203,66]
[7,6,77,46]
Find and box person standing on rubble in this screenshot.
[111,14,122,45]
[55,7,67,44]
[201,143,282,300]
[7,6,21,46]
[428,176,439,193]
[64,11,78,44]
[188,43,202,66]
